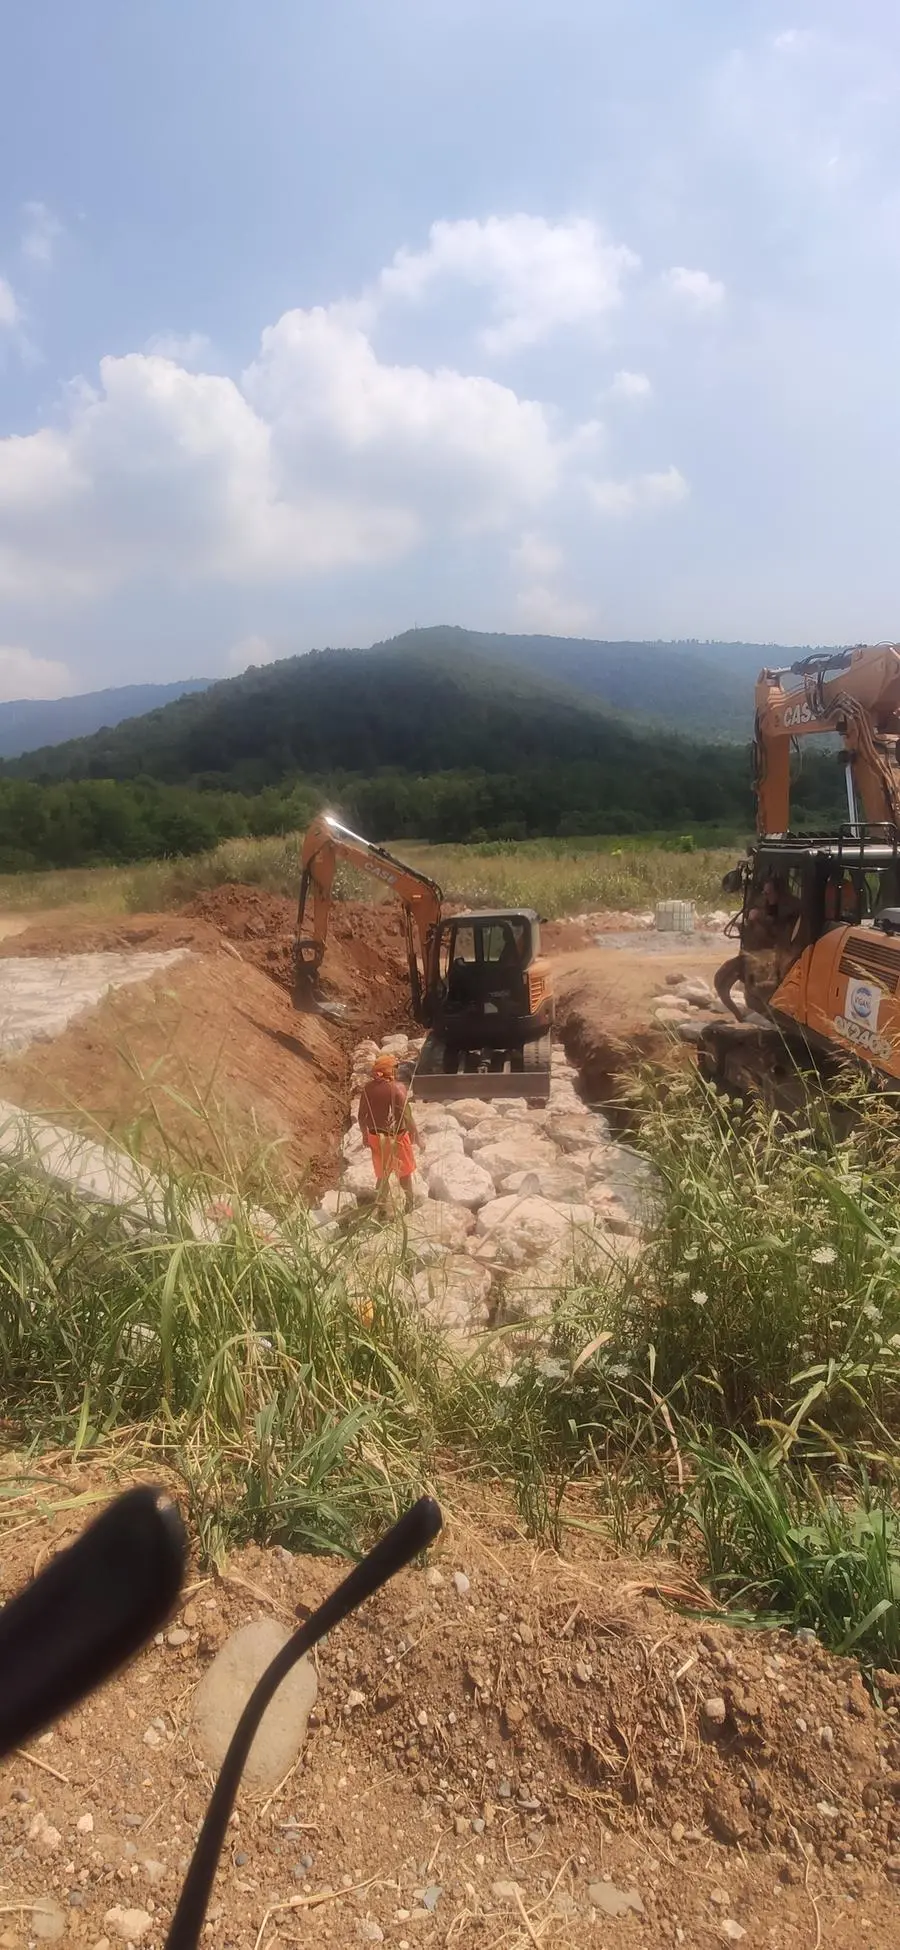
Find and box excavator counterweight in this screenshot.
[294,815,554,1103]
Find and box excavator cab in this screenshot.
[415,908,553,1102]
[702,830,900,1101]
[427,913,542,1037]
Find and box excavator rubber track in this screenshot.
[413,1031,552,1104]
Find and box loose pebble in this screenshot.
[491,1881,522,1903]
[103,1908,153,1943]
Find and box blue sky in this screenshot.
[0,0,898,697]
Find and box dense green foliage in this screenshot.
[397,626,831,739]
[1,633,847,868]
[6,640,706,786]
[0,750,843,873]
[0,777,319,872]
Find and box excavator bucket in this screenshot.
[292,937,326,1009]
[413,1031,552,1104]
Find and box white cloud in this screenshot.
[510,531,564,580]
[0,215,688,610]
[0,279,19,330]
[21,202,61,267]
[664,266,726,311]
[0,319,567,602]
[376,214,639,354]
[145,330,214,368]
[588,465,689,517]
[608,368,652,402]
[515,583,593,634]
[772,29,816,54]
[226,633,275,674]
[512,532,593,634]
[0,645,73,700]
[245,307,560,527]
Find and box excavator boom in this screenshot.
[754,643,900,835]
[296,813,443,1016]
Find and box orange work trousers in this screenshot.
[365,1131,416,1184]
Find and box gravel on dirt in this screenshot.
[2,1468,899,1949]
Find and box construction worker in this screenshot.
[357,1051,419,1212]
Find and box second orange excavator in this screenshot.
[294,814,554,1102]
[700,645,900,1102]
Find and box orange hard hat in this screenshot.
[372,1051,398,1076]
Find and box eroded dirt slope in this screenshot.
[0,889,413,1187]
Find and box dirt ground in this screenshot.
[0,890,726,1182]
[0,889,415,1188]
[1,901,899,1941]
[550,938,724,1106]
[2,1464,899,1950]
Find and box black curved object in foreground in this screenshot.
[0,1486,187,1760]
[164,1494,443,1950]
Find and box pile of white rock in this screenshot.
[310,1032,654,1349]
[650,970,743,1044]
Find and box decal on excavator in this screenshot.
[832,1014,894,1061]
[779,699,815,729]
[845,977,882,1028]
[832,974,893,1058]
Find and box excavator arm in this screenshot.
[295,814,443,1017]
[754,644,900,834]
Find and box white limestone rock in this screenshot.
[412,1257,493,1341]
[427,1153,495,1210]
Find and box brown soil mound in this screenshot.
[551,943,725,1105]
[0,910,224,960]
[0,888,414,1187]
[0,954,345,1190]
[184,885,413,1024]
[1,1473,897,1949]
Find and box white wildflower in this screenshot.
[810,1246,837,1267]
[863,1303,882,1324]
[691,1289,709,1307]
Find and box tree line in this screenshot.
[0,755,844,874]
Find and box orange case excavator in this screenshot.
[294,814,553,1102]
[701,646,900,1102]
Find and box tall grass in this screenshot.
[2,1067,900,1665]
[663,1437,900,1670]
[0,1161,448,1560]
[0,832,738,921]
[622,1068,900,1440]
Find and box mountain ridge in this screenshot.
[4,625,844,775]
[0,678,214,760]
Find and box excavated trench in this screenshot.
[0,886,714,1225]
[304,1019,657,1349]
